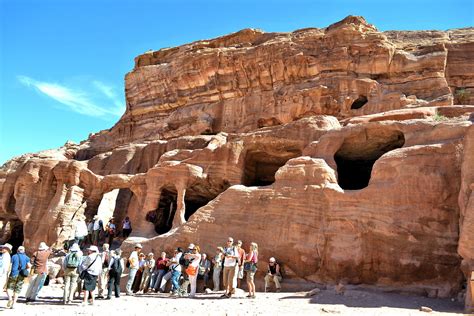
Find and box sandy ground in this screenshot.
[0,283,467,316]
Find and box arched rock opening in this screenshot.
[351,95,368,110]
[334,130,405,190]
[242,149,302,186]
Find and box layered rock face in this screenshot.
[1,16,474,304]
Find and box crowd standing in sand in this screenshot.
[0,216,284,309]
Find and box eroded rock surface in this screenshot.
[1,16,473,307]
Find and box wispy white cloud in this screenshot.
[17,76,125,118]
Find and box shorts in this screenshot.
[246,271,256,282]
[7,274,25,293]
[238,266,244,279]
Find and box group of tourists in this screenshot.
[121,237,282,299]
[0,242,52,309]
[0,234,284,308]
[73,216,133,248]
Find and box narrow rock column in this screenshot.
[172,184,187,227]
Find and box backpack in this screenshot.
[110,258,122,274]
[179,252,192,268]
[66,252,80,268]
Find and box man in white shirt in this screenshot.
[91,215,104,246]
[221,237,239,298]
[74,218,89,248]
[0,244,12,297]
[125,244,142,295]
[97,243,110,298]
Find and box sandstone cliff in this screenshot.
[1,16,473,307]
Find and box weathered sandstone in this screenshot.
[1,16,473,310]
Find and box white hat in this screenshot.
[70,243,80,252]
[88,245,99,252]
[135,244,143,249]
[269,257,276,263]
[188,243,195,250]
[2,243,13,251]
[17,246,25,253]
[38,242,49,251]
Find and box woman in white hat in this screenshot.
[79,245,102,306]
[0,244,13,296]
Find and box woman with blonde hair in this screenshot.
[244,242,258,298]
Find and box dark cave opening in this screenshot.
[351,95,368,110]
[334,130,405,190]
[6,220,24,251]
[152,188,177,235]
[184,195,212,221]
[147,187,216,235]
[242,150,302,186]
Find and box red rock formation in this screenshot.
[1,16,473,306]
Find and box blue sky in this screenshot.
[1,0,473,165]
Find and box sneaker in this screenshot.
[105,297,111,300]
[251,295,256,299]
[220,294,228,298]
[126,291,133,296]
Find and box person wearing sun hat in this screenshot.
[79,245,102,306]
[62,243,82,304]
[25,242,52,303]
[125,243,142,295]
[0,243,13,295]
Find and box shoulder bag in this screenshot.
[79,254,98,279]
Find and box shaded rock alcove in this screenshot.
[334,129,405,190]
[153,188,177,235]
[351,95,368,110]
[5,220,24,251]
[242,150,302,186]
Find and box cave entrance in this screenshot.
[334,130,405,190]
[242,149,302,186]
[6,220,24,251]
[184,190,214,221]
[152,188,177,235]
[351,95,368,110]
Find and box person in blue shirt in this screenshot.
[6,246,30,309]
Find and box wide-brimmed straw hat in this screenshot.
[38,242,49,251]
[1,243,13,252]
[88,245,99,252]
[70,243,80,252]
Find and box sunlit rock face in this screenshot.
[1,16,474,303]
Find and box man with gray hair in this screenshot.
[106,249,124,299]
[221,237,239,298]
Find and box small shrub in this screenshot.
[433,113,447,122]
[455,88,471,105]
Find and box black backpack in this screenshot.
[179,251,192,268]
[110,258,122,275]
